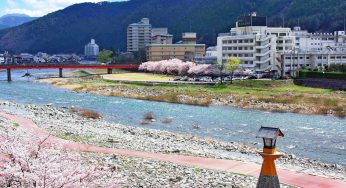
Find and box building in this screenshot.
[84,39,99,57]
[146,32,205,61]
[146,44,206,61]
[127,18,152,52]
[206,46,218,57]
[182,32,197,44]
[281,27,346,75]
[0,54,4,64]
[194,46,218,64]
[20,53,34,64]
[217,13,295,75]
[151,28,173,44]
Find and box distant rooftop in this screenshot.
[146,44,205,47]
[129,18,151,26]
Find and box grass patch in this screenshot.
[50,76,346,117]
[13,122,20,127]
[103,73,173,82]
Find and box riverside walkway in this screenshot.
[0,112,345,188]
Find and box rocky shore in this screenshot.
[1,101,345,184]
[0,112,255,188]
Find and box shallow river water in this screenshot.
[0,70,345,166]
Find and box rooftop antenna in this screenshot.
[282,15,285,27]
[189,20,192,32]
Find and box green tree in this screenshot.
[225,57,240,84]
[97,49,113,64]
[214,59,225,84]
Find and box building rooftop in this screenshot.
[129,23,151,26]
[146,44,205,47]
[152,34,173,37]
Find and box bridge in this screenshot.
[0,64,139,81]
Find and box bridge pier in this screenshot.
[59,68,63,78]
[107,68,113,74]
[7,68,11,82]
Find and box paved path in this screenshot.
[1,112,345,188]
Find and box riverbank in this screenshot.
[0,107,258,187]
[0,101,345,183]
[37,72,346,118]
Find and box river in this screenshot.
[0,70,345,166]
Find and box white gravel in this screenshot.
[1,100,345,186]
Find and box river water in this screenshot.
[0,70,345,166]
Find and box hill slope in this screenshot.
[0,0,346,54]
[0,14,37,30]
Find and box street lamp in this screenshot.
[256,126,284,188]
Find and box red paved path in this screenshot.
[1,112,345,188]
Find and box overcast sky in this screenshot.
[0,0,121,17]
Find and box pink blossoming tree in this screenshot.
[0,121,123,187]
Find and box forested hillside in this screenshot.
[0,0,345,53]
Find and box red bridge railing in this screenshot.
[0,64,139,70]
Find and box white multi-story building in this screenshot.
[217,13,295,75]
[127,18,152,52]
[282,27,346,76]
[206,46,218,57]
[84,39,99,57]
[216,13,346,76]
[0,54,4,64]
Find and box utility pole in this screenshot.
[344,15,346,35]
[189,20,192,32]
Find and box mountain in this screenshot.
[0,14,37,30]
[0,0,346,54]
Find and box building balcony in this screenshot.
[254,56,271,64]
[222,49,255,53]
[222,43,255,47]
[240,64,255,68]
[255,43,271,49]
[255,50,271,56]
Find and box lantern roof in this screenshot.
[256,126,284,139]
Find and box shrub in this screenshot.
[297,71,346,80]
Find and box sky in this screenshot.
[0,0,119,17]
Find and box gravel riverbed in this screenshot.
[36,77,328,115]
[1,101,345,187]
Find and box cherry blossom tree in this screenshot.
[0,123,123,187]
[139,59,216,76]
